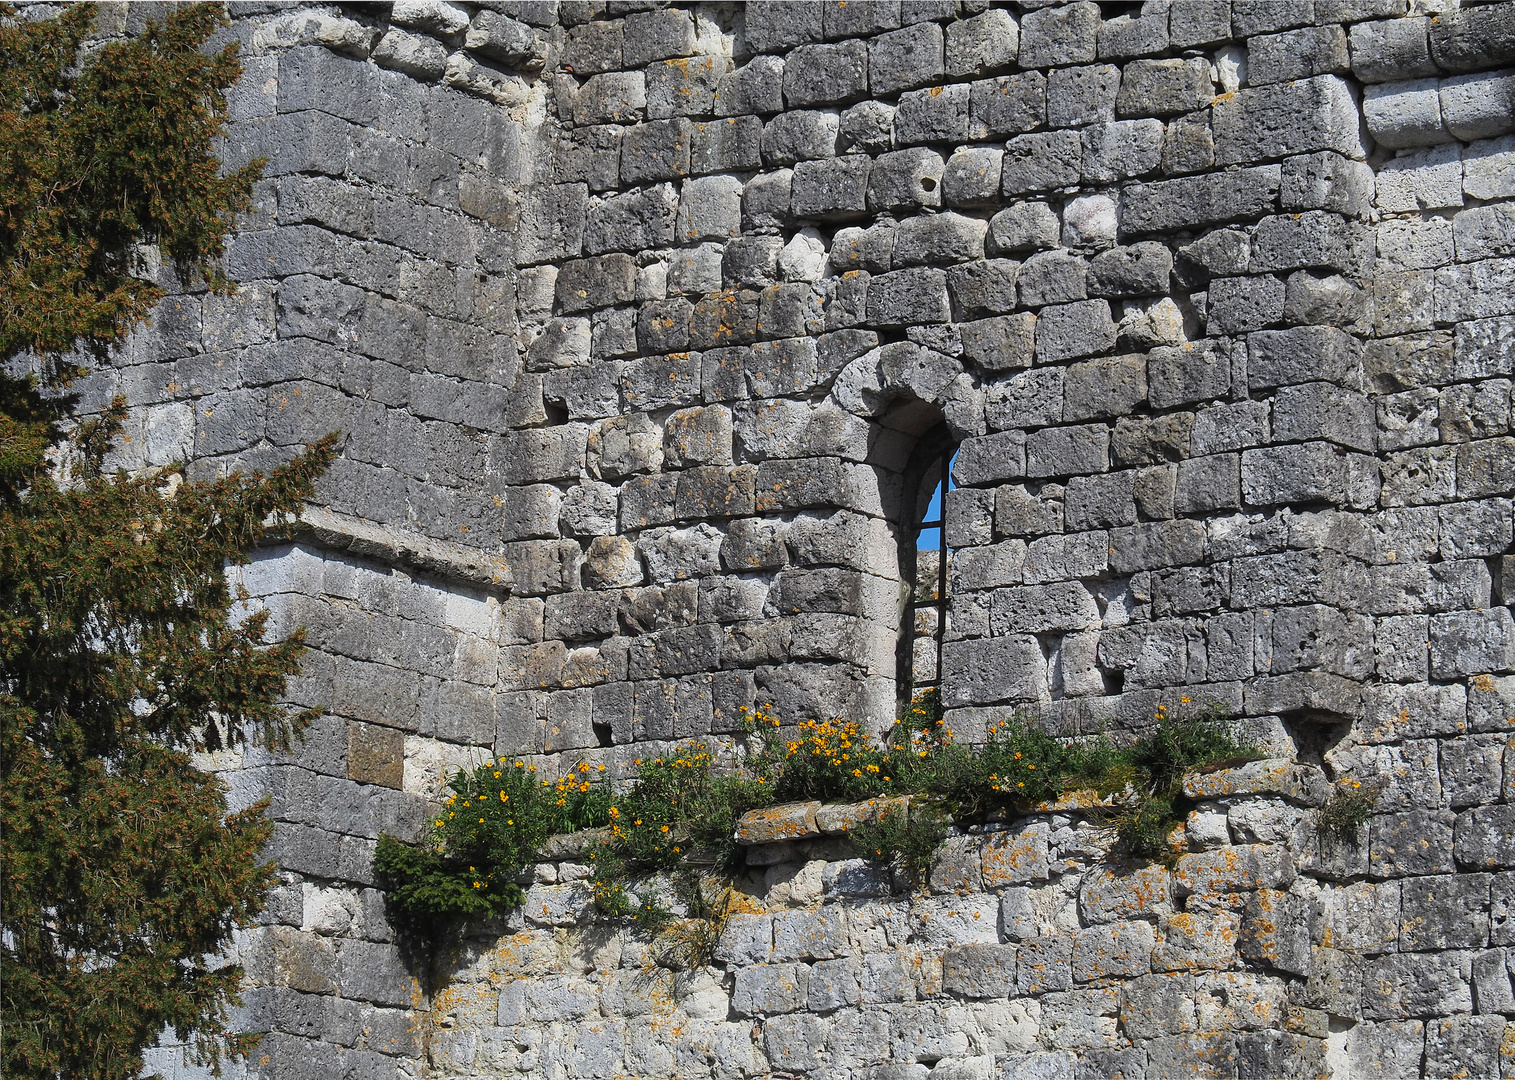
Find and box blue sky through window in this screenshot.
[917,449,957,549]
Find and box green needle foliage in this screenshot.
[0,4,334,1078]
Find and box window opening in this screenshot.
[906,443,957,701]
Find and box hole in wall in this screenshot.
[1098,1,1145,17]
[592,720,614,748]
[543,401,570,426]
[919,176,937,192]
[1280,712,1352,774]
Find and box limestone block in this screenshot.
[1343,1020,1426,1077]
[735,801,822,844]
[1213,76,1362,165]
[744,1,823,54]
[1015,935,1073,996]
[1121,59,1212,116]
[1183,759,1329,807]
[1465,136,1515,201]
[1428,2,1515,73]
[1372,809,1458,877]
[1248,25,1349,86]
[1072,921,1155,982]
[1350,16,1437,84]
[980,823,1050,886]
[1362,952,1473,1019]
[772,907,849,961]
[1174,844,1295,897]
[1049,63,1120,127]
[945,9,1018,79]
[967,72,1047,140]
[622,8,694,67]
[1442,71,1515,144]
[1081,119,1164,184]
[869,22,945,98]
[1018,1,1098,68]
[1120,971,1197,1039]
[783,40,868,109]
[941,943,1018,998]
[732,962,809,1017]
[1122,166,1281,235]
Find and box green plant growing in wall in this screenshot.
[1316,778,1377,837]
[377,694,1260,931]
[850,801,950,890]
[375,759,612,934]
[1104,701,1264,859]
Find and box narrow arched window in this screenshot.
[896,424,957,712]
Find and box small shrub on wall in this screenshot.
[375,759,611,931]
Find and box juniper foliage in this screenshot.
[0,5,334,1077]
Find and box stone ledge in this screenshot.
[266,507,512,591]
[1182,759,1330,807]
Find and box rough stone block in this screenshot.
[1019,2,1099,69]
[968,72,1047,140]
[1152,912,1239,972]
[783,40,868,109]
[867,267,950,327]
[979,823,1049,886]
[872,21,939,96]
[943,147,1004,209]
[744,1,824,54]
[1350,17,1437,84]
[1429,2,1515,73]
[1213,76,1361,166]
[1049,63,1120,127]
[1174,844,1296,896]
[1122,166,1281,235]
[1001,131,1082,196]
[1035,300,1116,364]
[945,9,1018,79]
[1249,25,1349,87]
[893,213,987,267]
[1063,354,1146,421]
[732,963,809,1017]
[941,944,1018,998]
[1073,922,1155,981]
[941,635,1045,707]
[1081,119,1164,183]
[1016,935,1074,996]
[867,147,945,213]
[790,155,871,220]
[761,110,839,167]
[987,202,1061,254]
[1120,972,1198,1039]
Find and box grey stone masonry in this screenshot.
[80,0,1515,1076]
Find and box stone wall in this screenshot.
[60,0,1515,1076]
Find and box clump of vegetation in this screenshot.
[1105,701,1263,859]
[600,743,773,878]
[375,759,611,933]
[378,693,1261,929]
[1317,778,1376,836]
[850,801,950,890]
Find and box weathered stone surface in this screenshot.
[734,802,821,844]
[1183,760,1329,807]
[123,6,1515,1074]
[1174,845,1296,896]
